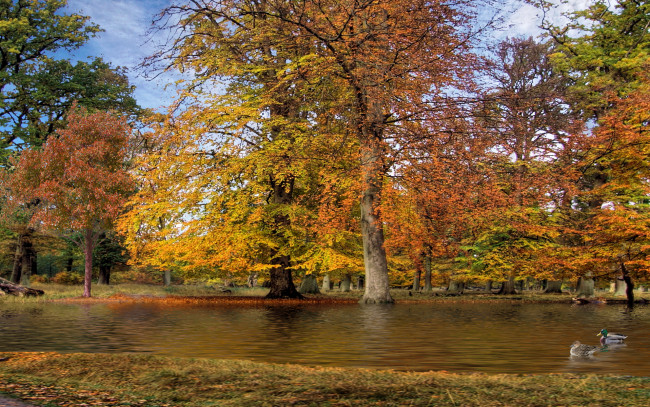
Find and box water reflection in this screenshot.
[0,302,649,375]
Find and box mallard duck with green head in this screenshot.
[570,341,599,357]
[597,328,627,345]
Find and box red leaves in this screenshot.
[6,105,135,234]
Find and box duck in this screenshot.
[597,328,627,345]
[570,341,599,357]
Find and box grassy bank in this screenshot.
[5,282,646,304]
[0,352,648,406]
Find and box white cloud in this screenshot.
[502,0,600,38]
[64,0,174,110]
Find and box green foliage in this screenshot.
[93,232,129,271]
[0,0,142,169]
[1,0,99,136]
[3,58,141,151]
[544,0,650,116]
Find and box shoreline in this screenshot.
[0,352,648,406]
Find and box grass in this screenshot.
[4,281,648,305]
[1,283,272,301]
[0,352,648,406]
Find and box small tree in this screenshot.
[3,105,134,297]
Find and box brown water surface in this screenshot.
[1,302,649,375]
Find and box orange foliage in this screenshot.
[3,105,134,297]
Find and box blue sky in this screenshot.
[62,0,174,110]
[59,0,593,111]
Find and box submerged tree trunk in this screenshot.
[298,273,320,294]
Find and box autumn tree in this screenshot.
[382,108,501,293]
[575,81,650,306]
[127,0,355,298]
[2,106,134,297]
[539,0,650,303]
[467,37,582,294]
[0,0,140,284]
[140,0,486,303]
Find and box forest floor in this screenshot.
[0,352,649,406]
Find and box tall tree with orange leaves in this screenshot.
[139,0,486,303]
[466,37,583,293]
[538,0,650,304]
[1,106,134,297]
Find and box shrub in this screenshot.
[52,271,84,285]
[30,275,50,283]
[113,269,159,284]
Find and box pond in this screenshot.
[1,301,649,375]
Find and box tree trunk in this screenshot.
[298,273,320,294]
[265,176,302,299]
[515,279,524,292]
[246,271,258,288]
[98,265,110,285]
[83,229,95,298]
[576,275,595,297]
[544,280,563,293]
[359,177,392,303]
[412,268,421,292]
[447,279,465,294]
[341,274,352,292]
[163,269,172,286]
[423,256,432,292]
[485,280,493,292]
[266,254,302,299]
[19,236,34,286]
[0,277,44,297]
[620,261,634,309]
[497,275,517,294]
[358,105,393,304]
[322,274,331,291]
[10,239,22,284]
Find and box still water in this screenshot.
[1,301,649,375]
